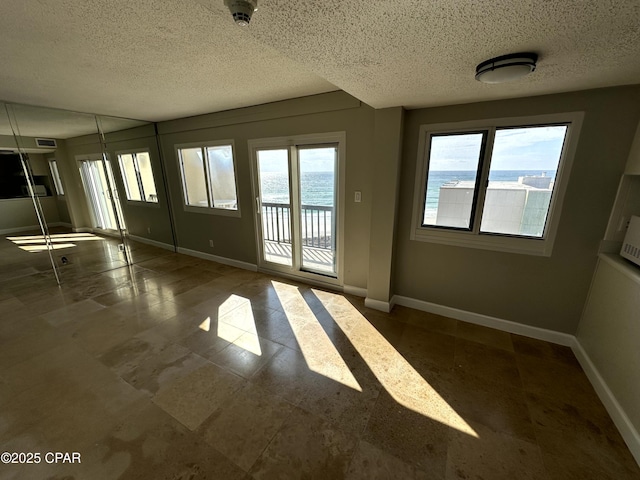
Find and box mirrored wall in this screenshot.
[0,102,175,287]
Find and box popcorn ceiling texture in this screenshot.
[0,0,639,121]
[0,0,335,121]
[249,0,640,109]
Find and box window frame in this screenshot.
[175,140,240,217]
[48,159,65,196]
[116,149,159,206]
[410,112,584,256]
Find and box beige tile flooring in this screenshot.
[0,229,639,479]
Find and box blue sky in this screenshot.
[257,147,336,173]
[429,125,568,171]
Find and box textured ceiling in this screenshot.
[247,0,640,109]
[0,0,336,122]
[1,0,639,124]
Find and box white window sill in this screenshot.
[411,227,553,256]
[183,204,241,217]
[125,200,160,208]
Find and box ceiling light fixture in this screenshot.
[475,52,538,84]
[224,0,258,27]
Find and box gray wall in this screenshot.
[157,92,375,289]
[103,125,174,246]
[59,135,102,228]
[394,86,640,333]
[0,197,61,232]
[48,86,640,335]
[577,256,640,445]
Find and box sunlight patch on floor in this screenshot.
[9,233,104,253]
[199,317,211,332]
[19,243,77,252]
[273,281,362,392]
[8,233,103,243]
[217,296,262,356]
[312,289,478,438]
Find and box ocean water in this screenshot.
[260,170,554,209]
[425,170,556,218]
[260,171,335,206]
[260,171,335,243]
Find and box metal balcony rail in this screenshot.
[262,202,334,250]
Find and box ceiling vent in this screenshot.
[35,138,57,148]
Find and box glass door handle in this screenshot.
[256,196,261,213]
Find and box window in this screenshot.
[49,159,64,196]
[176,142,239,214]
[117,151,158,203]
[411,113,583,256]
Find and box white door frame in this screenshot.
[76,154,127,235]
[248,132,346,288]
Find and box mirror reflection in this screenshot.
[0,102,172,286]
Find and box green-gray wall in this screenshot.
[50,86,640,334]
[394,86,640,333]
[157,92,375,289]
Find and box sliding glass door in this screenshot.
[253,141,339,279]
[79,159,126,232]
[298,146,337,274]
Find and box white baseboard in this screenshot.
[72,227,93,234]
[177,247,257,272]
[365,296,395,313]
[128,234,175,252]
[391,295,574,346]
[343,285,367,298]
[572,338,640,465]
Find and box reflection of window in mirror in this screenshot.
[49,159,65,196]
[117,150,158,203]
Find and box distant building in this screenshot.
[436,174,553,236]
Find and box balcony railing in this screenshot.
[262,202,334,250]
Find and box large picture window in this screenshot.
[412,113,583,256]
[177,142,239,214]
[117,151,158,203]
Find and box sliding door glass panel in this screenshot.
[179,147,208,206]
[480,125,568,237]
[80,161,105,228]
[257,149,292,267]
[423,132,485,229]
[95,161,118,230]
[136,152,158,202]
[119,153,142,201]
[206,145,237,209]
[105,160,126,230]
[79,160,124,232]
[298,146,337,276]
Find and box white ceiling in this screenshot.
[1,0,639,123]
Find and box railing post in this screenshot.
[275,205,280,243]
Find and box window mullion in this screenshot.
[202,147,215,208]
[132,154,146,202]
[472,128,495,234]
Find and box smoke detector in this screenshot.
[224,0,258,27]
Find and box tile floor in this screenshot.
[0,229,639,479]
